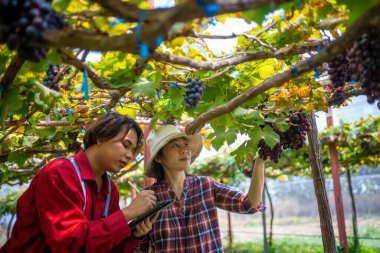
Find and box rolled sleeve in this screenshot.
[242,195,266,213]
[105,210,132,244]
[212,177,264,214]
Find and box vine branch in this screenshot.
[185,4,380,134]
[42,0,292,54]
[152,40,327,70]
[0,55,25,89]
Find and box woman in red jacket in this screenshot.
[1,112,157,253]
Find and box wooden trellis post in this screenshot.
[307,112,337,253]
[326,107,348,253]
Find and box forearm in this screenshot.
[247,158,265,206]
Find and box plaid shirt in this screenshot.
[135,175,264,253]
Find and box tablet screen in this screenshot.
[128,200,174,229]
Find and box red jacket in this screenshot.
[1,150,141,253]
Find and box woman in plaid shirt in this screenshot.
[134,125,266,253]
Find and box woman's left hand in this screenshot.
[133,212,159,238]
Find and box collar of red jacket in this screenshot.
[73,150,96,180]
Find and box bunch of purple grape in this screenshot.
[257,111,312,163]
[348,26,380,104]
[327,52,351,106]
[281,111,312,150]
[162,116,179,126]
[257,122,283,164]
[328,52,351,88]
[184,78,206,109]
[258,140,282,164]
[0,0,66,61]
[42,64,69,91]
[330,90,346,106]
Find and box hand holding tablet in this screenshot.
[128,200,174,230]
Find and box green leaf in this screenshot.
[231,141,248,166]
[131,78,159,98]
[262,125,280,149]
[225,127,238,145]
[8,152,28,168]
[52,0,72,12]
[67,115,76,124]
[168,86,184,109]
[338,0,380,24]
[227,71,241,79]
[249,128,263,145]
[0,55,9,74]
[149,114,159,129]
[242,0,300,24]
[34,127,57,140]
[210,127,226,151]
[109,70,138,88]
[22,136,38,148]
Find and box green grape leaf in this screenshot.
[338,0,380,24]
[262,125,280,148]
[131,78,159,98]
[8,152,27,168]
[168,86,184,109]
[225,127,238,145]
[52,0,72,12]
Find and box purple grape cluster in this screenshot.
[330,90,346,106]
[327,52,351,106]
[0,0,66,61]
[42,64,69,91]
[257,111,312,163]
[258,140,282,164]
[328,52,351,88]
[184,78,206,109]
[280,111,312,150]
[348,27,380,104]
[162,116,179,126]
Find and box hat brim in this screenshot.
[144,132,203,178]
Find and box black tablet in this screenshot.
[128,200,174,230]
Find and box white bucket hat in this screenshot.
[144,125,203,178]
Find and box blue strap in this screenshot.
[103,174,111,217]
[64,157,111,217]
[65,157,87,212]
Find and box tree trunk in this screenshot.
[264,183,274,247]
[346,166,359,249]
[306,112,337,253]
[7,213,15,239]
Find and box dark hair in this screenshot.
[149,149,165,181]
[83,112,143,153]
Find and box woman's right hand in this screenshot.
[122,190,156,221]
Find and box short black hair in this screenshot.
[83,112,143,153]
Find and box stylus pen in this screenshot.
[128,180,141,193]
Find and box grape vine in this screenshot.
[327,52,351,106]
[184,78,206,109]
[258,111,312,163]
[0,0,66,61]
[42,64,69,91]
[348,26,380,104]
[162,116,179,126]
